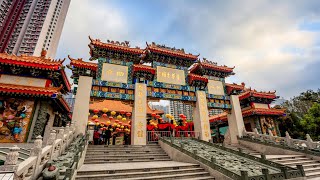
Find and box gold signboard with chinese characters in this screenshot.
[101,63,128,83]
[132,83,147,145]
[156,66,185,85]
[0,74,47,87]
[207,80,225,95]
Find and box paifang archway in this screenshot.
[69,37,245,145]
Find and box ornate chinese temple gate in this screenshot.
[69,37,245,145]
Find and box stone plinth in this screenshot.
[193,91,211,142]
[227,95,245,144]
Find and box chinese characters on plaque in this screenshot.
[133,83,147,145]
[0,74,47,87]
[156,66,185,85]
[207,80,225,95]
[101,63,128,83]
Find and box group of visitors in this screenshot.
[93,125,130,145]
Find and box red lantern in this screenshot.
[94,119,99,123]
[93,109,99,114]
[100,128,103,131]
[151,113,156,117]
[115,120,119,123]
[109,116,113,120]
[119,122,123,125]
[155,114,161,119]
[128,125,131,128]
[102,114,107,118]
[116,128,120,132]
[126,112,131,117]
[120,110,125,115]
[179,114,184,118]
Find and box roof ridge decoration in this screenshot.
[68,55,98,71]
[146,41,199,60]
[200,58,235,70]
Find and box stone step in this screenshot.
[76,167,205,179]
[306,171,320,179]
[183,177,215,180]
[77,164,201,176]
[85,152,166,156]
[267,155,306,160]
[282,160,319,166]
[116,172,211,180]
[85,154,168,158]
[84,156,170,161]
[304,167,320,173]
[83,159,172,164]
[273,157,311,163]
[87,149,164,152]
[289,163,320,169]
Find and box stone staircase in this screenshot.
[84,144,171,164]
[77,144,214,179]
[225,143,320,180]
[267,155,320,180]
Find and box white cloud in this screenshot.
[56,0,320,99]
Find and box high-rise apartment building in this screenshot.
[0,0,71,58]
[169,101,194,121]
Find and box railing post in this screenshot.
[4,146,20,165]
[285,131,292,147]
[280,166,289,179]
[296,165,305,177]
[240,171,248,180]
[238,147,243,153]
[0,145,20,174]
[261,154,266,160]
[262,168,270,180]
[31,135,43,179]
[306,134,314,149]
[211,156,216,164]
[47,130,57,146]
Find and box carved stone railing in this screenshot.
[241,128,320,156]
[0,123,77,180]
[160,137,305,180]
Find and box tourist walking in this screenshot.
[93,130,100,145]
[104,126,112,145]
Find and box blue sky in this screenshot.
[56,0,320,99]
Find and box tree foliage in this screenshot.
[278,89,320,140]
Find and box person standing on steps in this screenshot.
[93,130,100,145]
[104,126,112,145]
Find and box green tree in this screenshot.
[278,89,320,139]
[300,103,320,140]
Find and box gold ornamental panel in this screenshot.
[156,66,185,85]
[101,63,128,83]
[208,80,225,95]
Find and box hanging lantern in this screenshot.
[102,114,107,118]
[120,110,125,115]
[155,114,161,119]
[100,128,103,131]
[120,125,124,129]
[126,112,131,117]
[122,118,126,121]
[96,123,99,126]
[93,109,99,114]
[119,122,123,125]
[151,113,156,117]
[128,125,131,128]
[113,123,117,126]
[110,128,113,132]
[165,114,170,118]
[117,124,120,128]
[115,120,119,123]
[116,128,120,132]
[109,116,113,120]
[92,115,98,119]
[179,114,184,118]
[94,119,99,123]
[117,115,122,120]
[128,121,131,124]
[106,121,111,125]
[111,111,116,116]
[102,108,108,113]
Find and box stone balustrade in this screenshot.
[0,123,79,180]
[161,137,305,180]
[242,128,320,154]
